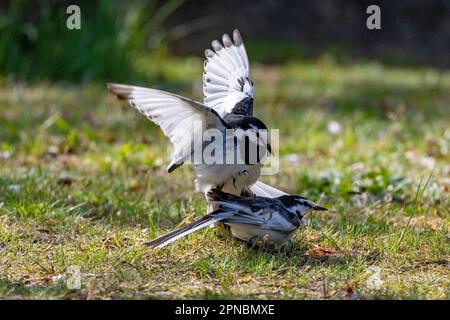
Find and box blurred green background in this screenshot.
[1,0,450,83]
[0,0,189,82]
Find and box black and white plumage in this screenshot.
[107,30,271,196]
[145,189,327,249]
[202,29,287,198]
[203,30,254,117]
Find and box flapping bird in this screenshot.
[108,30,273,197]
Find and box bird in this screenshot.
[107,29,272,198]
[145,188,327,249]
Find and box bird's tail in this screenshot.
[144,209,231,249]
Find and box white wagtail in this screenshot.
[145,189,327,249]
[108,30,271,197]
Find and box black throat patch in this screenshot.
[231,97,253,116]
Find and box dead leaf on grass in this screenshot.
[306,246,344,258]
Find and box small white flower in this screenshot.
[419,156,435,169]
[7,184,20,194]
[284,154,300,163]
[327,121,342,134]
[0,151,11,159]
[405,151,435,169]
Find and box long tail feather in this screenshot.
[144,209,230,249]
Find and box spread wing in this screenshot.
[107,83,229,172]
[203,29,254,117]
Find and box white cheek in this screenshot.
[298,205,313,215]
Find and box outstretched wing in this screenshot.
[107,83,229,172]
[203,29,254,117]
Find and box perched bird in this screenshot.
[107,29,271,197]
[145,189,327,249]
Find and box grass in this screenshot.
[0,57,449,299]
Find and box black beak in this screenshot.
[313,205,328,211]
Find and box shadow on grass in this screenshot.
[230,237,368,271]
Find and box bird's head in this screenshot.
[279,195,328,218]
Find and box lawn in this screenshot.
[0,58,448,299]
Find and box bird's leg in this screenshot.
[205,185,231,238]
[287,239,294,250]
[205,190,217,214]
[279,240,294,252]
[246,235,259,249]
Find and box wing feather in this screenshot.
[203,29,254,117]
[145,209,233,249]
[250,181,288,198]
[107,83,229,171]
